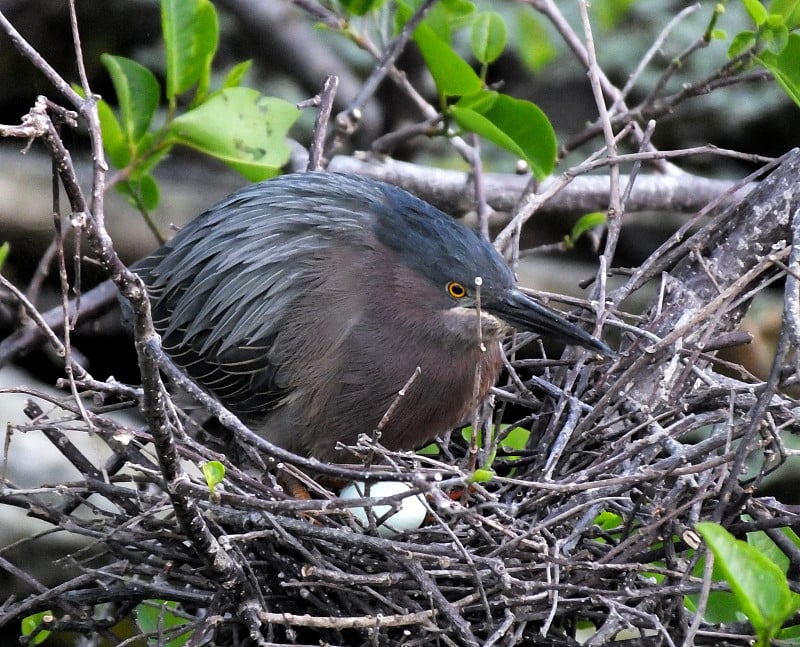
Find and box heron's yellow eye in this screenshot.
[447,281,466,299]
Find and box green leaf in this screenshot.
[515,8,557,72]
[118,174,160,212]
[757,33,800,107]
[469,468,495,483]
[416,442,440,456]
[340,0,386,16]
[592,0,636,29]
[728,30,757,57]
[696,522,800,642]
[96,97,131,168]
[570,212,607,243]
[762,17,790,53]
[748,530,790,574]
[100,54,160,144]
[202,460,226,493]
[135,600,191,647]
[21,611,52,645]
[168,88,300,181]
[0,242,10,270]
[770,0,800,29]
[162,0,219,100]
[499,426,530,453]
[452,91,557,180]
[221,60,252,90]
[744,0,770,25]
[396,0,475,42]
[470,11,507,64]
[594,511,623,531]
[777,623,800,642]
[412,19,482,96]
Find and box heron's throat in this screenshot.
[440,306,507,350]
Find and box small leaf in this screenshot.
[202,460,226,493]
[697,522,800,642]
[728,30,757,58]
[452,91,557,180]
[743,0,769,25]
[21,611,52,645]
[471,11,507,64]
[0,242,10,270]
[96,97,131,168]
[221,60,252,89]
[162,0,219,99]
[499,426,530,452]
[594,511,623,530]
[101,54,160,144]
[761,19,789,54]
[118,174,160,212]
[168,88,300,181]
[416,442,440,456]
[470,468,495,484]
[711,28,728,40]
[571,212,607,243]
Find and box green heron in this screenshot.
[133,172,611,462]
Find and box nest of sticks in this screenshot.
[2,151,800,646]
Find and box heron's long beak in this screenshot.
[485,289,614,356]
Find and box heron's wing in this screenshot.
[131,178,371,418]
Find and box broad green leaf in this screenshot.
[135,600,191,647]
[728,30,757,57]
[413,20,482,96]
[452,91,557,180]
[101,54,160,144]
[21,611,52,645]
[202,460,226,493]
[221,60,252,90]
[697,522,800,642]
[168,88,299,181]
[162,0,219,99]
[687,552,745,624]
[570,212,607,244]
[340,0,386,16]
[0,242,9,270]
[757,33,800,107]
[471,11,507,64]
[748,530,790,574]
[516,8,558,72]
[744,0,769,25]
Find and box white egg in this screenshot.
[339,481,427,537]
